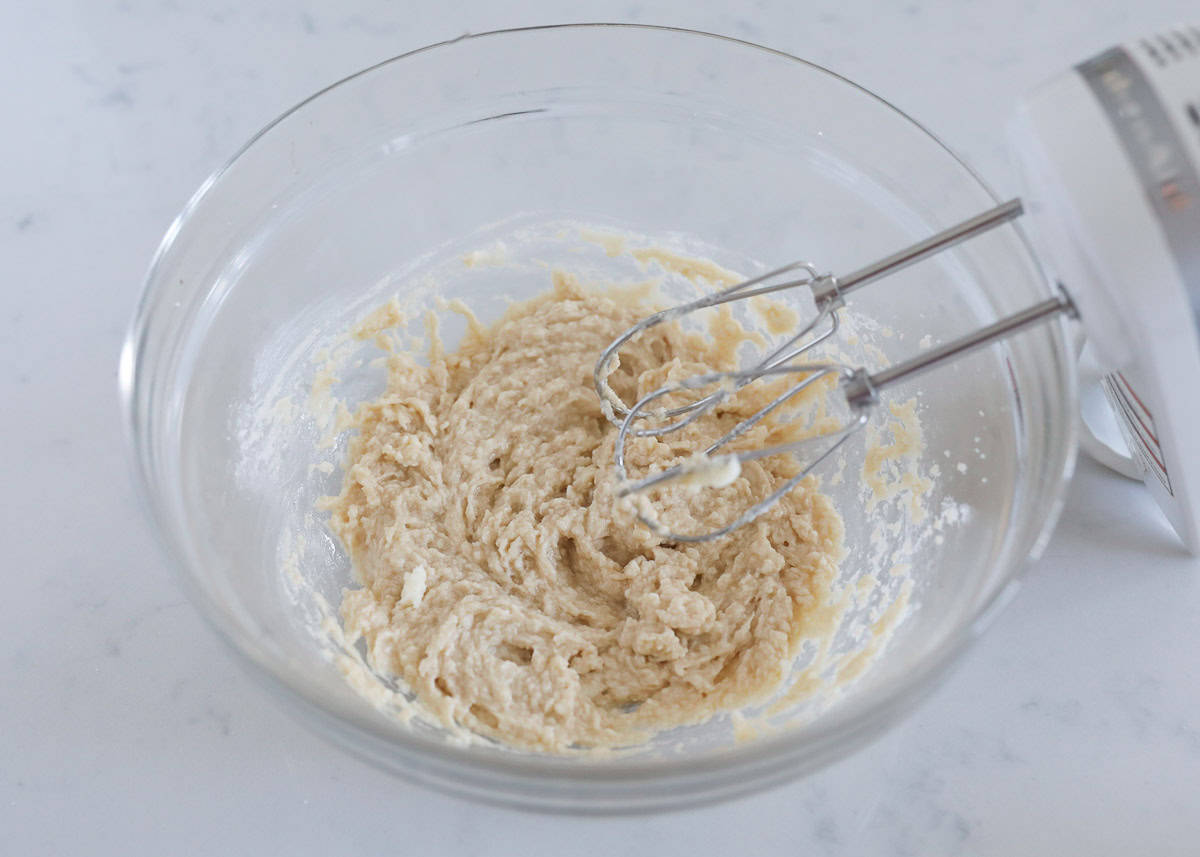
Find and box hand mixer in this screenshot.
[595,29,1200,550]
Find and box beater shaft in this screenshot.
[836,198,1024,296]
[862,293,1075,399]
[601,198,1081,542]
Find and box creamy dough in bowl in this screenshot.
[326,272,845,751]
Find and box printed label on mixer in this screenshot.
[1079,46,1200,341]
[1102,371,1173,495]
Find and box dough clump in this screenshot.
[328,273,844,751]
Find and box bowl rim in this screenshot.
[120,21,1078,805]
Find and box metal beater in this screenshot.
[594,200,1076,542]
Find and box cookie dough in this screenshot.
[327,273,845,751]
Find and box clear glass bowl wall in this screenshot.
[122,25,1076,812]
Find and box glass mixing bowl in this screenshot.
[120,24,1076,812]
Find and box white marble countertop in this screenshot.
[5,1,1199,853]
